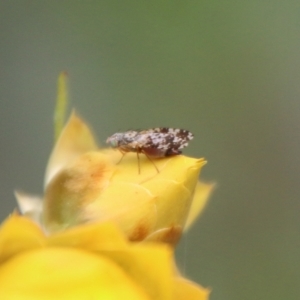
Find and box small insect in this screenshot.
[106,128,194,173]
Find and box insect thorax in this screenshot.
[106,131,139,148]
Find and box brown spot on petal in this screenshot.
[160,226,182,246]
[128,222,150,242]
[145,225,183,246]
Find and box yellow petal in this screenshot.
[105,244,174,300]
[14,190,43,224]
[111,155,205,225]
[84,182,157,241]
[0,214,45,263]
[47,221,128,251]
[43,152,115,233]
[44,151,158,239]
[0,248,150,300]
[184,182,214,231]
[45,112,98,187]
[141,156,206,231]
[173,277,211,300]
[108,152,205,190]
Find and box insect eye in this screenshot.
[111,140,119,147]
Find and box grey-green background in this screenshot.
[1,1,300,299]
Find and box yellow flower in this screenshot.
[9,73,213,299]
[0,214,210,299]
[34,112,211,246]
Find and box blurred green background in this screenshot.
[1,1,300,299]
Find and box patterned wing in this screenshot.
[136,127,193,157]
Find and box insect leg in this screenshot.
[142,151,160,173]
[137,152,141,174]
[116,150,126,165]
